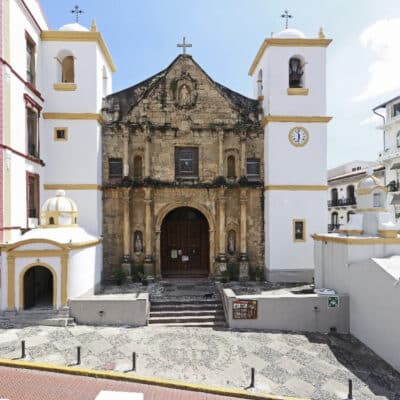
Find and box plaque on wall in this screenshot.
[171,250,178,259]
[232,300,257,319]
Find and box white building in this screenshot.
[327,161,384,232]
[374,95,400,219]
[0,0,114,311]
[249,27,332,282]
[314,171,400,371]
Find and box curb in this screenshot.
[0,358,309,400]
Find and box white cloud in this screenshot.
[354,18,400,101]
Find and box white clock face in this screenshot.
[289,127,309,147]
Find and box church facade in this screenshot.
[102,55,264,280]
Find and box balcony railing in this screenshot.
[328,224,341,232]
[378,148,400,162]
[328,198,356,207]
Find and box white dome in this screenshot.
[40,190,78,227]
[275,28,306,39]
[58,23,89,32]
[357,175,381,192]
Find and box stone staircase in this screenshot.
[149,299,226,327]
[0,307,75,328]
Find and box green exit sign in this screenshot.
[328,296,339,308]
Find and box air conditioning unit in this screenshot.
[28,218,38,228]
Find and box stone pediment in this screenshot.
[103,55,260,131]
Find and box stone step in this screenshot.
[150,301,222,308]
[150,310,224,318]
[149,321,226,328]
[149,315,225,324]
[150,303,223,312]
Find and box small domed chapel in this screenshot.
[0,12,332,310]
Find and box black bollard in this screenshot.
[347,379,353,399]
[21,340,26,359]
[77,346,81,365]
[132,352,136,371]
[250,367,255,388]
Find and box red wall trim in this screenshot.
[24,93,42,114]
[0,144,45,166]
[20,0,43,33]
[0,226,22,231]
[0,57,44,101]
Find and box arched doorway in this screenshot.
[23,266,54,309]
[161,207,209,277]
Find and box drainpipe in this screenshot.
[373,107,386,185]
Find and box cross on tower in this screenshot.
[71,5,84,23]
[177,36,192,55]
[281,9,292,29]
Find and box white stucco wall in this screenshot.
[314,239,400,371]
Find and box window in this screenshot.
[175,147,199,179]
[27,108,39,157]
[27,173,39,219]
[54,127,68,141]
[26,35,36,85]
[133,155,143,179]
[373,192,382,208]
[109,158,123,180]
[347,211,355,222]
[397,131,400,148]
[61,56,74,83]
[227,155,236,179]
[257,69,263,97]
[246,158,260,181]
[289,57,304,88]
[102,66,108,97]
[293,219,306,242]
[331,212,338,225]
[392,103,400,118]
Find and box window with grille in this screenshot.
[27,108,39,157]
[109,158,123,180]
[293,220,306,242]
[175,147,199,179]
[27,173,39,219]
[246,158,260,181]
[26,36,36,85]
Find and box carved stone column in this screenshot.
[7,255,15,310]
[215,189,227,278]
[121,188,132,281]
[239,188,249,281]
[143,187,155,280]
[123,131,129,177]
[144,128,151,178]
[218,129,224,177]
[240,132,246,177]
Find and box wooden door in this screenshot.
[161,208,209,277]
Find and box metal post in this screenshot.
[347,379,353,399]
[77,346,81,365]
[21,340,26,359]
[132,352,136,371]
[250,367,255,388]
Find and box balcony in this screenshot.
[328,224,341,232]
[328,198,356,207]
[378,148,400,162]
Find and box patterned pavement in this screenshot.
[0,325,399,399]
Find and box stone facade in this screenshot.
[102,55,263,280]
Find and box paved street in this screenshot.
[0,325,399,399]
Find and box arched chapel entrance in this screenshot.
[23,266,54,309]
[160,207,209,277]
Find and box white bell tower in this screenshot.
[249,26,332,282]
[40,19,115,236]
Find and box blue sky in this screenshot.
[40,0,400,168]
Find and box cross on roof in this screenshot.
[71,5,84,23]
[177,36,192,55]
[281,9,293,29]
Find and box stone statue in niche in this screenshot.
[228,231,235,254]
[134,231,143,253]
[179,84,191,106]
